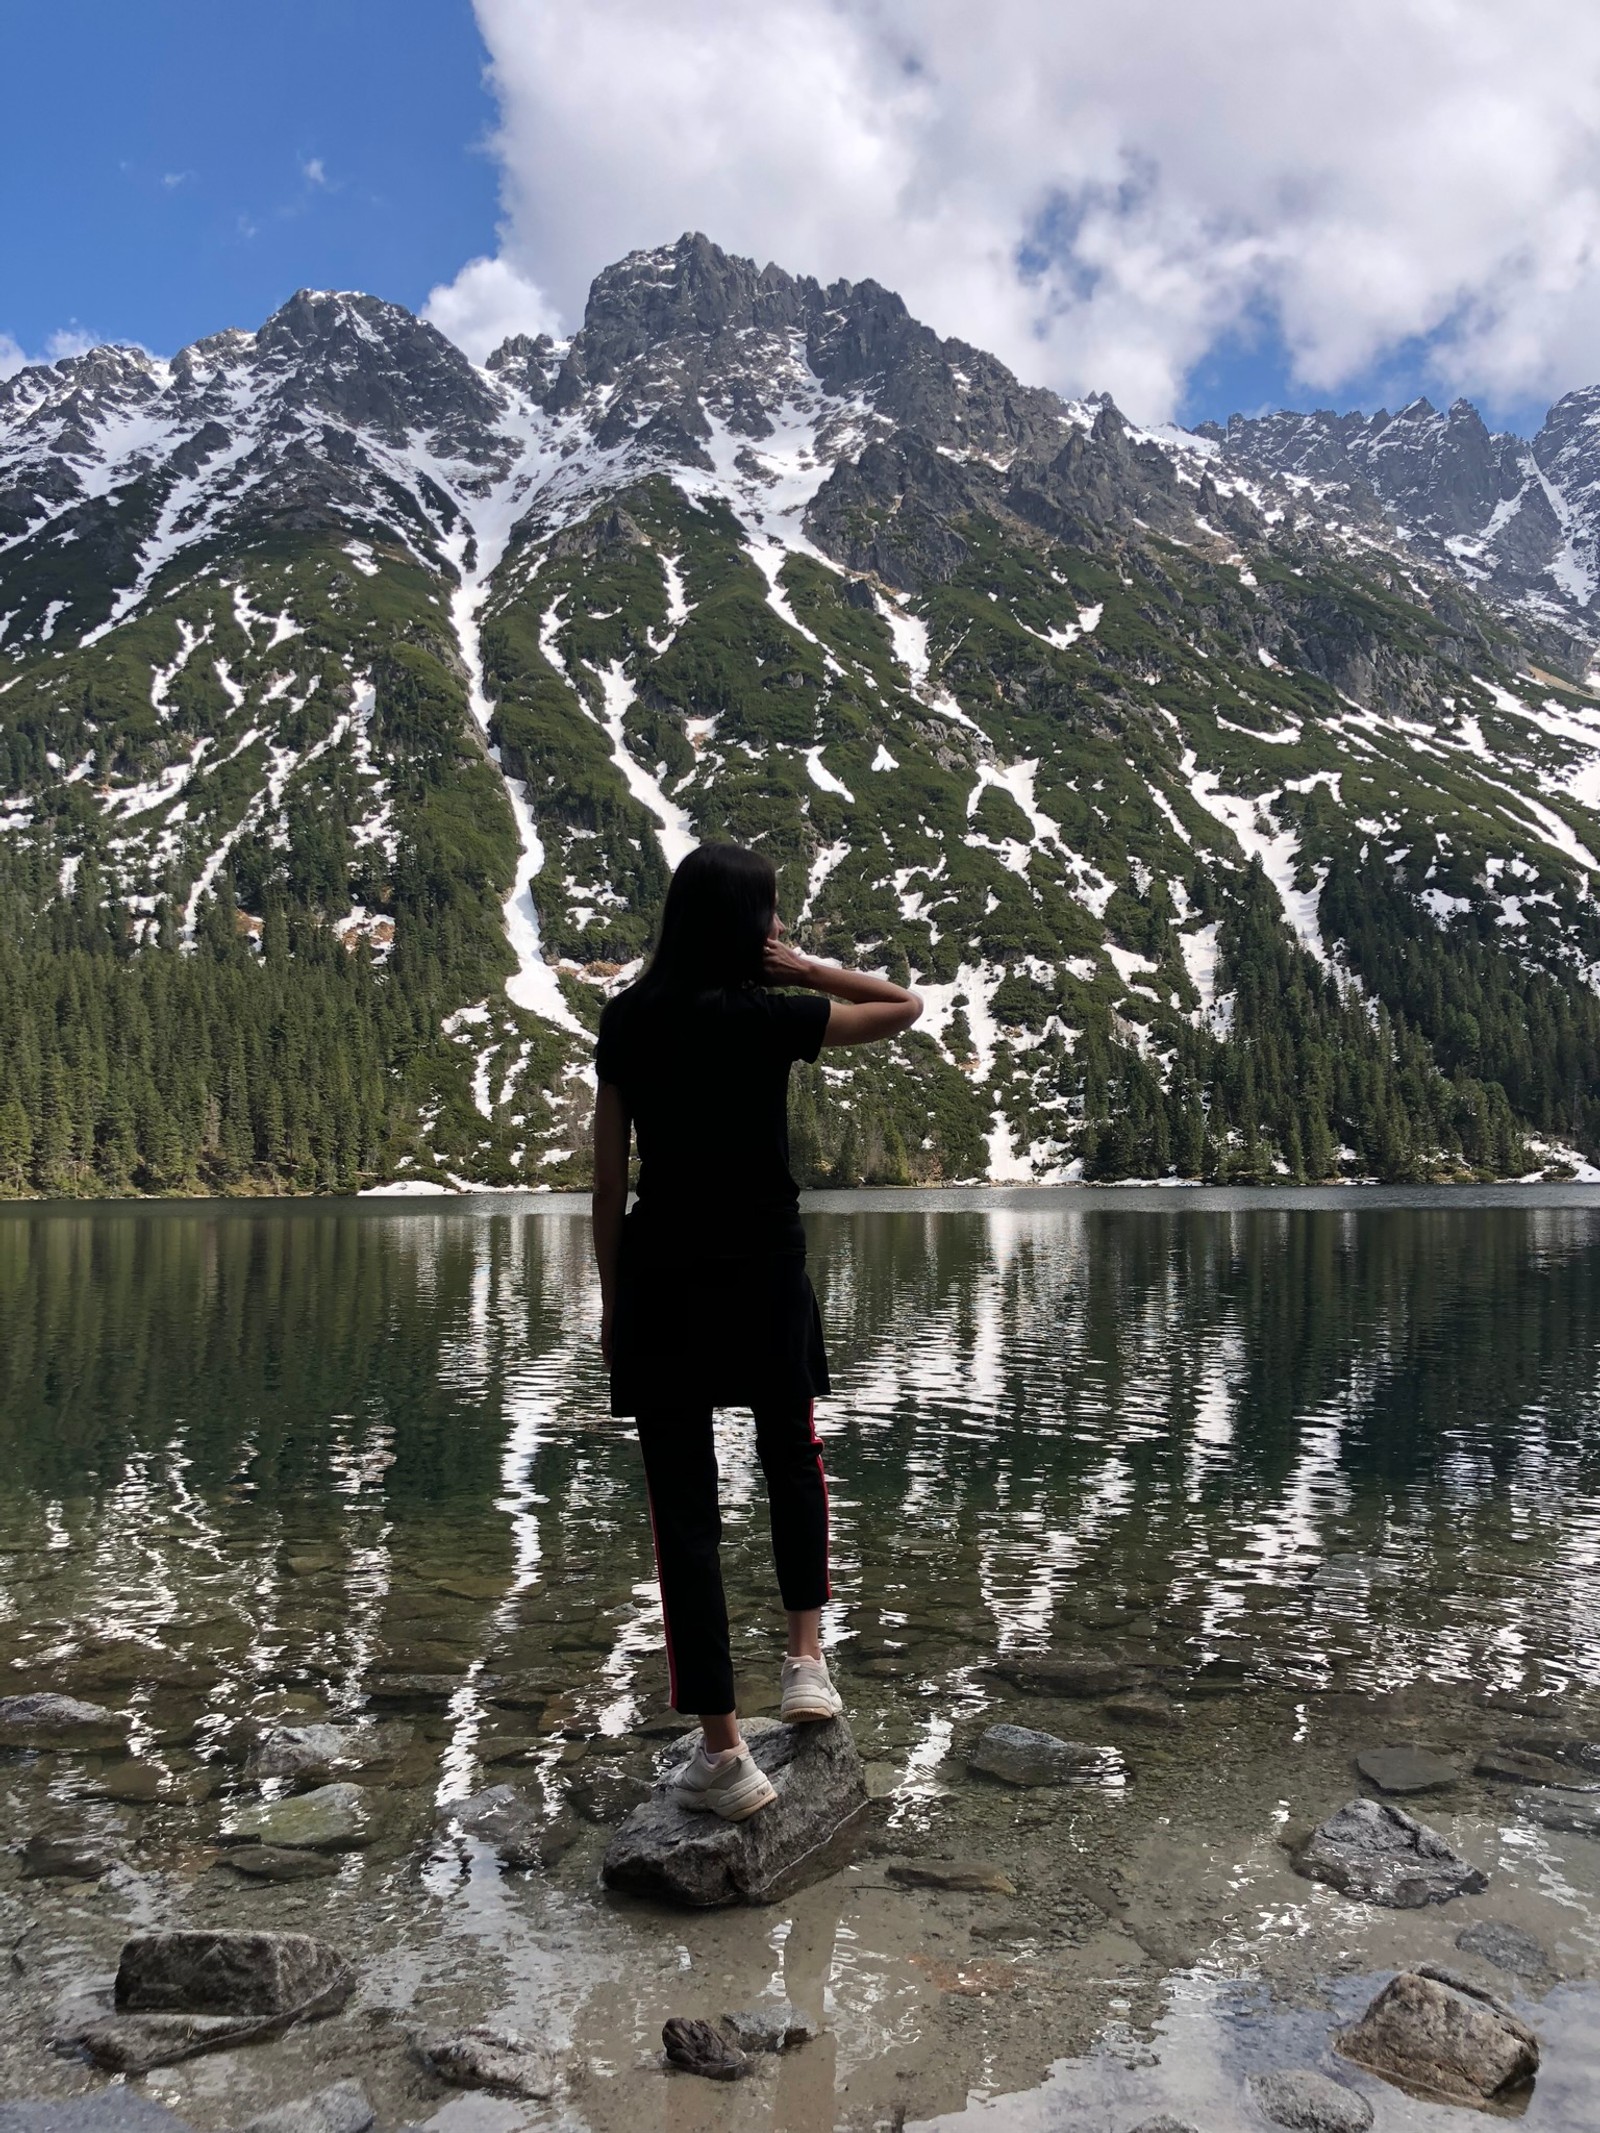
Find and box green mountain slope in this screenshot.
[4,239,1600,1194]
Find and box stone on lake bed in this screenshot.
[886,1860,1018,1895]
[1247,2068,1373,2132]
[216,1845,340,1883]
[968,1724,1124,1788]
[222,1783,377,1851]
[245,1721,409,1784]
[116,1929,354,2018]
[1338,1964,1540,2105]
[1292,1797,1487,1907]
[20,1832,116,1879]
[602,1716,868,1906]
[416,2024,559,2098]
[0,1693,130,1751]
[0,2097,198,2133]
[1476,1743,1593,1787]
[1455,1919,1554,1982]
[236,2083,374,2133]
[435,1782,546,1865]
[1355,1745,1459,1795]
[719,1998,817,2052]
[1102,1690,1184,1729]
[662,2016,748,2080]
[990,1655,1147,1698]
[1517,1787,1600,1836]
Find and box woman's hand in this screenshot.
[761,939,817,988]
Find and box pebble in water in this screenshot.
[719,1999,817,2052]
[1247,2068,1374,2132]
[662,2016,748,2081]
[968,1725,1123,1788]
[1292,1798,1488,1907]
[236,2082,375,2133]
[1354,1745,1458,1795]
[1455,1919,1554,1983]
[416,2025,559,2099]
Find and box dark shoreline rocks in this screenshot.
[1291,1798,1488,1907]
[602,1717,867,1906]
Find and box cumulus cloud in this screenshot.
[423,253,561,361]
[426,0,1600,420]
[0,325,98,378]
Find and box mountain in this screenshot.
[5,230,1600,1196]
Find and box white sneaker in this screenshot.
[780,1654,845,1723]
[674,1741,778,1821]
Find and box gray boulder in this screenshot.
[0,1693,129,1751]
[1247,2068,1373,2131]
[1355,1746,1458,1795]
[116,1930,354,2018]
[1338,1964,1539,2104]
[416,2025,558,2099]
[968,1724,1123,1787]
[221,1782,376,1851]
[602,1717,867,1906]
[236,2084,373,2133]
[1292,1798,1487,1907]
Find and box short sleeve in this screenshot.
[766,990,831,1064]
[595,1001,625,1085]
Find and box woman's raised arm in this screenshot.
[761,940,923,1048]
[591,1080,630,1363]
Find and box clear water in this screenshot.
[2,1188,1598,2130]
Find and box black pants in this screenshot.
[636,1401,830,1714]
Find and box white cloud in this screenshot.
[0,325,98,377]
[422,253,560,363]
[428,0,1600,421]
[302,157,328,188]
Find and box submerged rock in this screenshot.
[20,1832,116,1880]
[566,1768,652,1824]
[116,1929,354,2018]
[602,1717,867,1906]
[416,2024,559,2099]
[1292,1798,1488,1907]
[435,1782,546,1866]
[1355,1746,1458,1795]
[1247,2068,1373,2132]
[215,1845,339,1883]
[662,2016,748,2080]
[244,1722,408,1785]
[0,1693,129,1752]
[886,1859,1017,1894]
[1476,1744,1581,1787]
[221,1783,377,1852]
[1517,1787,1600,1836]
[0,2099,196,2133]
[989,1656,1146,1698]
[968,1724,1122,1788]
[1338,1964,1540,2105]
[719,1998,817,2052]
[1454,1919,1553,1983]
[1103,1690,1184,1730]
[236,2083,374,2133]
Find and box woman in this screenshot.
[591,842,922,1820]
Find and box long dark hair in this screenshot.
[629,842,776,1006]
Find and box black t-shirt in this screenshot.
[595,985,830,1249]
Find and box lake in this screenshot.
[2,1188,1599,2131]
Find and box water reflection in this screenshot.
[3,1195,1600,1729]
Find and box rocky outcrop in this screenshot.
[1291,1798,1488,1906]
[601,1717,867,1906]
[1338,1965,1540,2106]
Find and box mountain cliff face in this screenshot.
[5,231,1600,1195]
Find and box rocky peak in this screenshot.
[577,233,809,378]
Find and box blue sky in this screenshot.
[2,1,498,363]
[0,2,1571,437]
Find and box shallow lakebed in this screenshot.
[2,1186,1599,2130]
